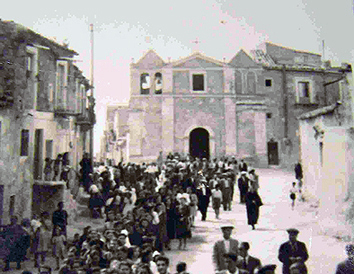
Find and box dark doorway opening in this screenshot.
[34,129,44,180]
[189,128,210,160]
[267,140,279,165]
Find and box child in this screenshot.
[52,225,66,270]
[70,233,81,258]
[290,182,297,210]
[212,184,223,219]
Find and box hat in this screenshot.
[152,251,161,258]
[258,264,277,274]
[119,229,129,237]
[287,228,299,235]
[220,223,234,230]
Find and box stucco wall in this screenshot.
[173,71,189,93]
[237,111,256,157]
[174,97,225,158]
[0,111,33,224]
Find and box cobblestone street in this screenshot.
[3,168,349,273]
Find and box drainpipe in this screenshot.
[282,65,288,139]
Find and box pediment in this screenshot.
[229,49,260,68]
[171,52,224,69]
[133,50,166,69]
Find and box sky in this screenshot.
[2,0,354,155]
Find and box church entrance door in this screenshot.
[267,140,279,165]
[189,128,210,160]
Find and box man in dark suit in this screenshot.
[278,228,309,274]
[213,224,239,272]
[238,172,249,204]
[239,159,248,173]
[335,244,354,274]
[236,242,262,274]
[197,179,212,221]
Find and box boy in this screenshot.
[290,182,297,210]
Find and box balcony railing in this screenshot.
[54,106,79,116]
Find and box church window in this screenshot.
[155,72,162,94]
[193,74,204,91]
[235,71,243,94]
[140,73,150,94]
[247,71,256,94]
[265,79,272,87]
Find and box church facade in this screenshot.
[103,42,347,169]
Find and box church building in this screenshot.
[103,42,349,169]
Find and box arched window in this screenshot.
[247,71,256,94]
[235,70,243,94]
[155,72,162,94]
[140,73,150,94]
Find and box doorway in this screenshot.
[34,129,44,180]
[267,140,279,165]
[189,128,210,160]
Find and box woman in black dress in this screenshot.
[245,187,263,230]
[165,196,176,250]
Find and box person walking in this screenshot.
[212,184,223,219]
[335,244,354,274]
[80,152,93,193]
[176,194,191,250]
[238,172,249,204]
[52,201,68,236]
[197,179,212,221]
[245,186,263,230]
[52,225,66,270]
[236,242,262,274]
[33,212,52,268]
[221,174,232,211]
[278,228,309,274]
[2,216,28,271]
[294,162,303,188]
[239,159,248,173]
[212,224,239,273]
[290,182,297,210]
[248,169,259,192]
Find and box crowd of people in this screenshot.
[0,153,265,273]
[0,153,346,273]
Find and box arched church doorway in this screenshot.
[189,128,210,160]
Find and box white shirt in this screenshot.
[224,239,230,253]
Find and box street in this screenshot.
[3,168,349,274]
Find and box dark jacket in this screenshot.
[236,255,262,274]
[278,240,309,274]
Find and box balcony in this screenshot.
[54,106,79,117]
[76,111,95,131]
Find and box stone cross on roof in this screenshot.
[191,37,201,53]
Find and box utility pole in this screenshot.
[89,23,94,163]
